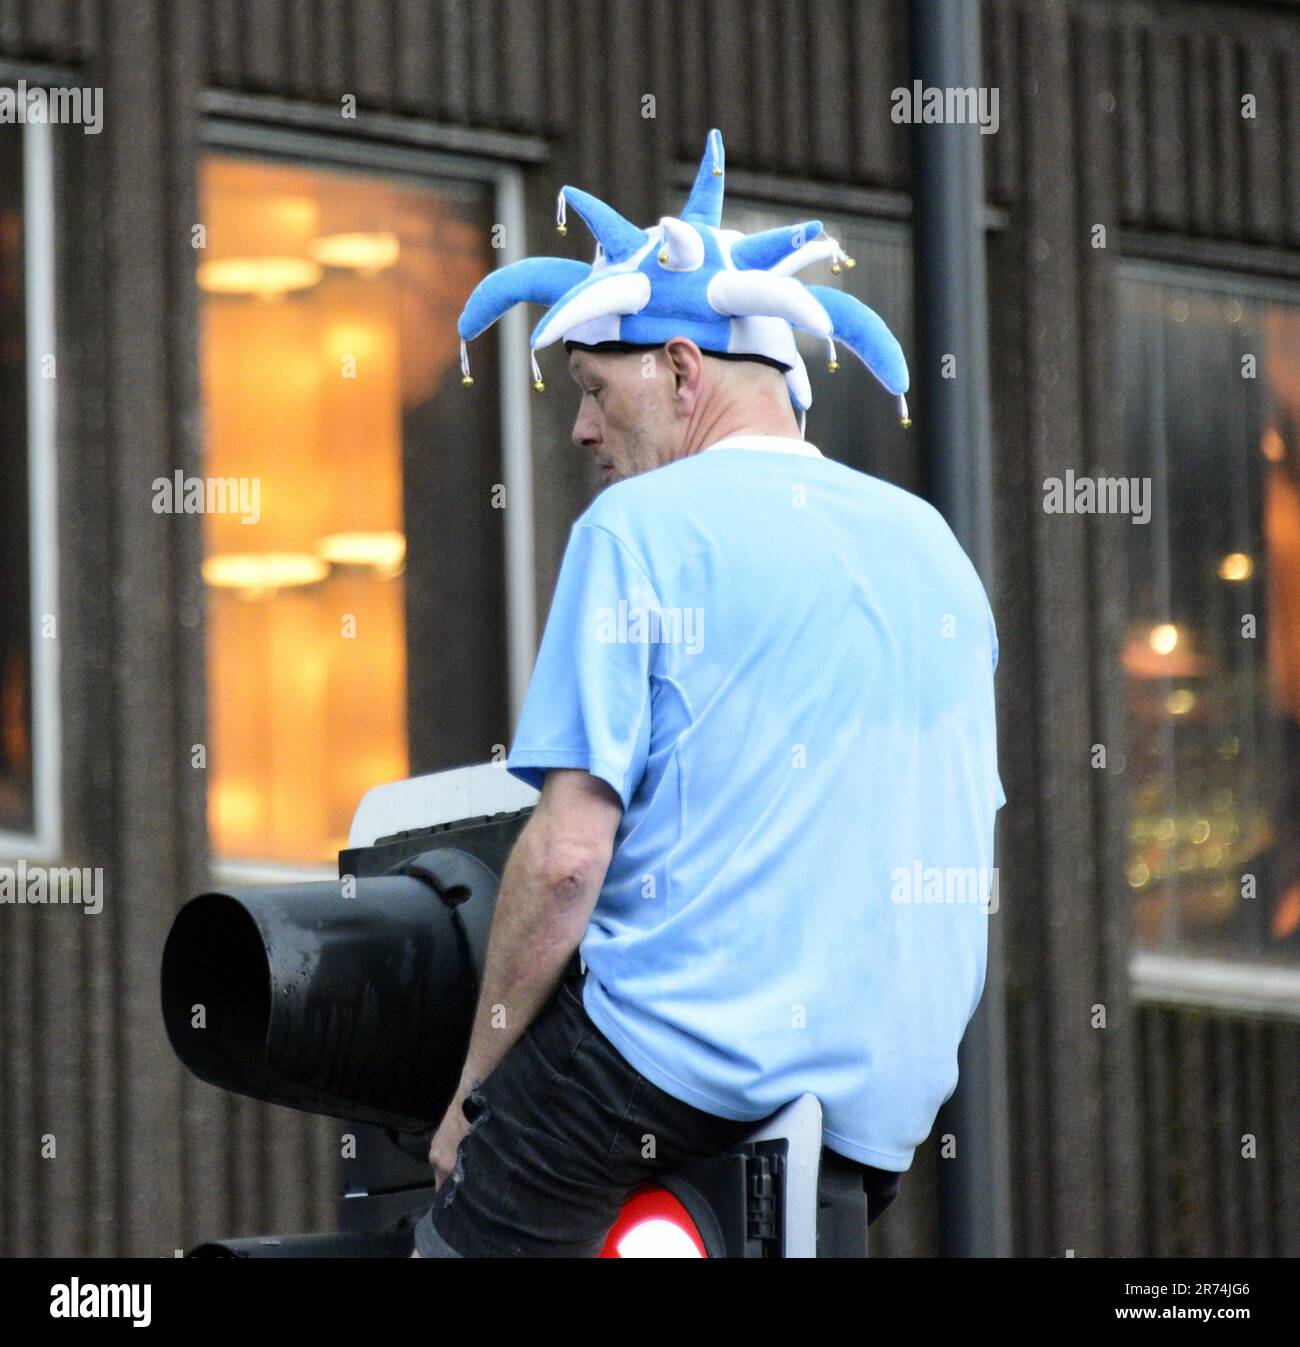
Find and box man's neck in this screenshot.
[679,413,803,459]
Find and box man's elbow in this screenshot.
[524,832,610,908]
[535,840,608,904]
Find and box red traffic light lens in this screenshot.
[598,1185,710,1258]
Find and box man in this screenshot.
[412,129,1004,1258]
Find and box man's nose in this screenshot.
[572,402,600,449]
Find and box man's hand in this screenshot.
[427,1095,472,1192]
[409,1097,473,1258]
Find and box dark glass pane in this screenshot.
[1122,272,1300,962]
[0,121,33,836]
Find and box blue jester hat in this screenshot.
[456,127,910,434]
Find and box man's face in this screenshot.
[568,346,677,485]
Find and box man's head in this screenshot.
[567,337,802,485]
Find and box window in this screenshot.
[723,203,916,493]
[1120,265,1300,965]
[0,110,58,855]
[199,149,510,866]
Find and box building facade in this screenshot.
[0,0,1297,1257]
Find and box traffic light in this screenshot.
[161,765,873,1257]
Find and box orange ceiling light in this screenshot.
[314,531,407,576]
[309,231,400,275]
[198,188,324,300]
[202,552,329,600]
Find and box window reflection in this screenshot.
[199,155,495,863]
[1121,274,1300,960]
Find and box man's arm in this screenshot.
[448,767,622,1105]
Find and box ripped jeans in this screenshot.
[412,965,765,1257]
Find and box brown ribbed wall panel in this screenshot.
[853,0,904,186]
[467,0,497,125]
[987,171,1046,1255]
[20,0,77,60]
[1283,43,1300,248]
[674,1,706,157]
[542,0,571,133]
[283,0,314,98]
[352,0,394,106]
[1137,1011,1300,1258]
[77,0,99,58]
[987,0,1020,206]
[1184,1015,1216,1253]
[96,0,184,1258]
[0,0,20,50]
[1021,0,1107,1257]
[646,0,680,221]
[205,0,242,85]
[1210,36,1243,236]
[808,0,852,182]
[1213,1020,1243,1255]
[1274,1026,1300,1256]
[498,0,544,131]
[748,3,779,167]
[1242,42,1283,243]
[605,0,651,224]
[242,0,290,94]
[1242,1021,1269,1256]
[1074,8,1145,1260]
[1146,25,1187,230]
[315,0,349,99]
[781,0,812,175]
[394,0,437,114]
[163,0,226,1254]
[712,0,753,167]
[1117,19,1147,225]
[1186,30,1218,234]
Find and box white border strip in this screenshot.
[0,114,60,859]
[497,168,536,729]
[1131,951,1300,1019]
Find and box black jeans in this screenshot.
[412,965,901,1257]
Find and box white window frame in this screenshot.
[0,109,62,862]
[199,120,535,884]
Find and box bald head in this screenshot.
[567,337,803,485]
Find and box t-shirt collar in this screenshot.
[699,433,823,459]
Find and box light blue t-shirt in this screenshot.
[507,433,1005,1171]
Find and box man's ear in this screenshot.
[663,339,704,407]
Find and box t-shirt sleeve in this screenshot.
[506,521,655,811]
